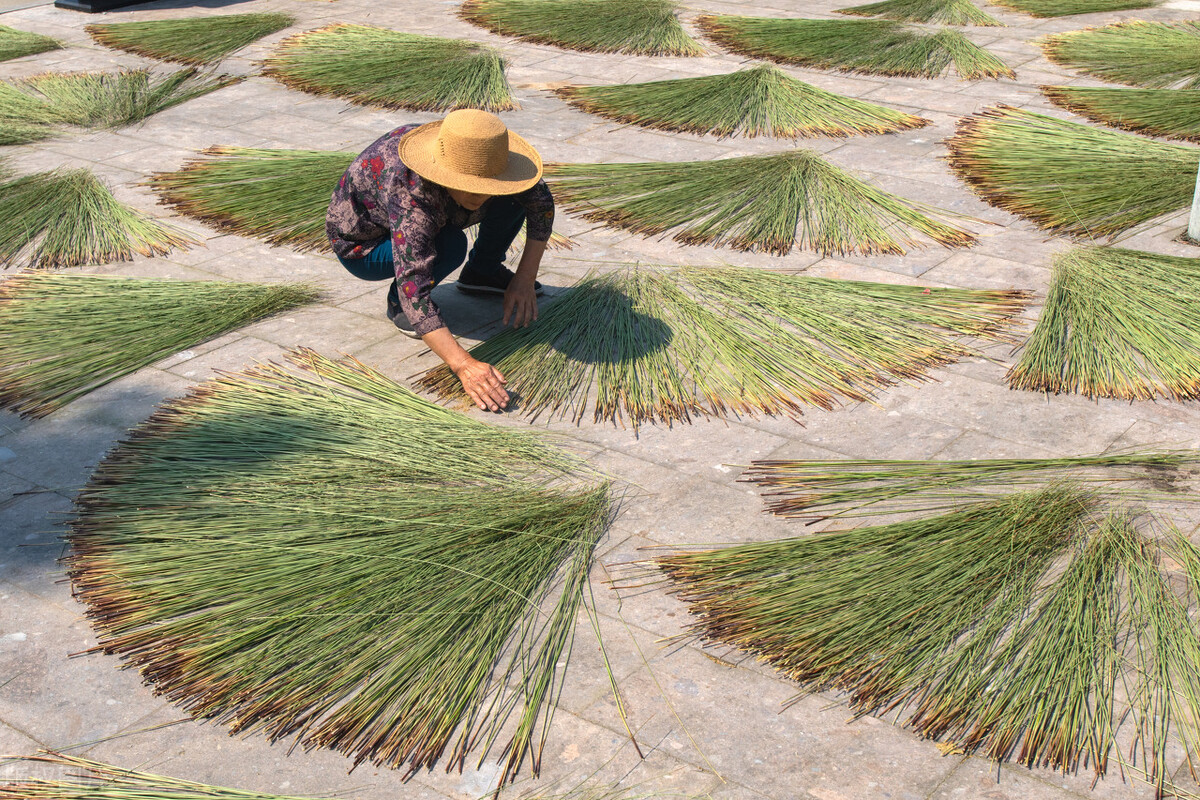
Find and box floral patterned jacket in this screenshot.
[326,125,555,335]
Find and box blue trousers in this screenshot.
[336,197,527,307]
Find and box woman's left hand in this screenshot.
[503,278,539,328]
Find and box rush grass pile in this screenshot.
[150,147,570,251]
[837,0,1003,26]
[418,266,1027,430]
[946,105,1197,238]
[459,0,703,56]
[553,64,929,139]
[1008,246,1200,401]
[0,274,317,417]
[992,0,1155,15]
[697,16,1013,80]
[1041,20,1200,89]
[660,455,1200,788]
[262,25,515,112]
[67,348,612,785]
[86,13,294,65]
[0,24,61,62]
[0,68,238,145]
[546,150,974,255]
[1042,86,1200,142]
[0,167,193,270]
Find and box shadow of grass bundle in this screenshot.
[262,24,514,112]
[946,105,1197,238]
[0,274,317,418]
[1008,245,1200,401]
[546,150,975,255]
[697,16,1013,80]
[149,147,571,252]
[86,13,294,65]
[1041,20,1200,89]
[661,454,1200,788]
[0,167,194,270]
[0,24,61,62]
[1043,86,1200,142]
[417,266,1027,430]
[553,64,930,139]
[459,0,703,56]
[67,348,612,785]
[0,68,239,145]
[837,0,1003,26]
[994,0,1156,17]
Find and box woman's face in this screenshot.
[447,188,492,211]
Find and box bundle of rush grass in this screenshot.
[837,0,1004,26]
[0,274,318,417]
[0,168,194,270]
[698,16,1013,80]
[262,24,515,112]
[0,68,240,145]
[553,64,930,139]
[459,0,703,56]
[1042,86,1200,142]
[149,146,572,252]
[993,0,1156,17]
[1008,246,1200,401]
[86,13,294,65]
[417,265,1028,431]
[1040,20,1200,89]
[661,454,1200,791]
[67,348,613,786]
[945,105,1197,238]
[0,24,61,62]
[546,150,975,255]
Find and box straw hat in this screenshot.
[398,109,543,196]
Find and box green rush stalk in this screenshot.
[991,0,1155,16]
[837,0,1004,27]
[262,25,515,112]
[67,349,613,785]
[86,13,294,65]
[0,274,318,417]
[459,0,703,56]
[1040,21,1200,89]
[553,64,930,139]
[0,24,61,62]
[697,16,1014,80]
[1042,86,1200,142]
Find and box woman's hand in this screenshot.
[503,277,539,328]
[453,357,510,411]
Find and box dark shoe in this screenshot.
[386,291,421,339]
[457,265,544,297]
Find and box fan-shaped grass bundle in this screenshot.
[697,16,1013,80]
[0,274,317,417]
[993,0,1156,17]
[67,348,612,785]
[262,25,514,112]
[946,105,1197,238]
[546,150,975,255]
[553,64,930,139]
[837,0,1003,26]
[459,0,703,56]
[0,168,194,270]
[0,68,239,145]
[660,454,1200,786]
[1042,86,1200,142]
[1008,246,1200,400]
[86,13,294,65]
[1041,21,1200,89]
[0,24,61,62]
[150,147,571,252]
[418,266,1027,430]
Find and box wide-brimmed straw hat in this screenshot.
[398,109,543,196]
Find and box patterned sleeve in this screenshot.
[390,195,446,336]
[518,180,555,242]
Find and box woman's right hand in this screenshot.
[453,357,509,411]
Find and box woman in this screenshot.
[326,109,553,412]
